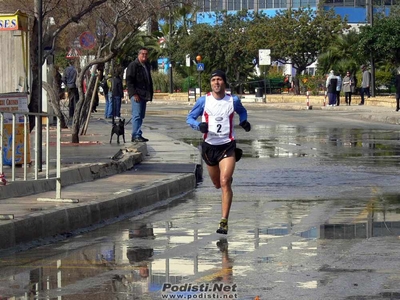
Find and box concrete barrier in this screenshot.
[0,144,147,200]
[0,173,196,251]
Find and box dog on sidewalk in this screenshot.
[110,118,126,144]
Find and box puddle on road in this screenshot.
[2,195,400,299]
[0,222,235,299]
[250,196,400,241]
[184,126,400,160]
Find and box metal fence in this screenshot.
[0,110,63,199]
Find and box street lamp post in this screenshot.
[368,0,375,97]
[37,0,43,171]
[168,7,173,94]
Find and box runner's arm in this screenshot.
[233,96,248,124]
[186,96,206,130]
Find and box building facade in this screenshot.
[193,0,391,24]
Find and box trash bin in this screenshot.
[255,87,263,98]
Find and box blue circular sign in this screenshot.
[79,31,96,49]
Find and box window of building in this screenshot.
[211,1,223,10]
[248,0,255,9]
[234,0,241,10]
[292,0,301,7]
[343,0,354,6]
[227,0,233,10]
[259,0,267,8]
[204,0,210,11]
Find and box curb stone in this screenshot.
[0,173,196,251]
[0,144,147,200]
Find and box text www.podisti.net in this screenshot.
[161,283,238,299]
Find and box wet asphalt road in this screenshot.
[2,103,400,299]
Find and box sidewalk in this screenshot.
[0,112,202,252]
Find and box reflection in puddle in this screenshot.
[3,193,400,298]
[0,221,237,299]
[179,120,400,161]
[234,126,400,161]
[297,280,318,289]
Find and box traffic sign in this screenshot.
[259,49,271,66]
[66,47,80,59]
[79,31,96,50]
[197,63,204,72]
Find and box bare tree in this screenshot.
[0,0,108,131]
[0,0,188,141]
[69,0,182,143]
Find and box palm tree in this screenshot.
[153,3,198,67]
[317,29,362,76]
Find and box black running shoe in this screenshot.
[216,220,228,234]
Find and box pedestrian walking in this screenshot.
[62,60,79,118]
[91,68,99,113]
[54,65,64,100]
[100,73,111,118]
[326,70,338,106]
[126,47,154,143]
[107,74,113,118]
[111,67,124,119]
[186,70,251,234]
[359,65,371,105]
[342,71,354,106]
[336,72,342,106]
[395,68,400,111]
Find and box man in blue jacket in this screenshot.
[186,70,251,234]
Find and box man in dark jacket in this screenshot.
[126,47,154,142]
[99,73,111,118]
[111,68,124,118]
[359,64,370,105]
[62,60,79,118]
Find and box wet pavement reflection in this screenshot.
[2,107,400,299]
[2,189,400,299]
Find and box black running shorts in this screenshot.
[201,140,236,166]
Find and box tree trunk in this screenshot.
[293,76,300,95]
[42,81,67,128]
[293,66,307,95]
[80,69,97,127]
[70,65,99,143]
[82,74,100,135]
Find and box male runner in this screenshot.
[186,70,251,234]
